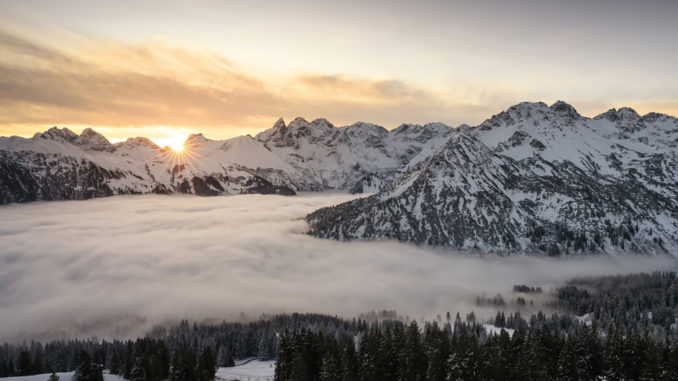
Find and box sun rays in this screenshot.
[151,136,211,180]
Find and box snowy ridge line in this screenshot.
[0,116,454,204]
[308,101,678,256]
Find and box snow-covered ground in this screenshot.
[0,372,126,381]
[217,360,275,381]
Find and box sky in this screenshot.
[1,0,677,145]
[1,193,674,341]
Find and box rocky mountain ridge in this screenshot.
[308,101,678,255]
[0,118,453,203]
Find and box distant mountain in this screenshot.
[0,118,453,203]
[255,117,453,191]
[308,101,678,255]
[0,128,298,204]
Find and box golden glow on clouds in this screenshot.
[0,21,677,142]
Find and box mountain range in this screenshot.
[308,101,678,255]
[0,117,452,203]
[2,101,677,254]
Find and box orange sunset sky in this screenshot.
[1,0,677,147]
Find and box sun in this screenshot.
[154,135,186,152]
[168,139,184,152]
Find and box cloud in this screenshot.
[0,193,674,341]
[0,29,469,139]
[0,30,289,132]
[0,29,552,140]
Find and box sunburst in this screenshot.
[151,136,210,179]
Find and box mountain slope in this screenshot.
[308,102,678,255]
[0,118,454,204]
[255,117,453,191]
[0,128,297,203]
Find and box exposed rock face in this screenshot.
[308,102,678,255]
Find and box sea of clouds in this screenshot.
[0,193,675,341]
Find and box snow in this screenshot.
[1,118,454,197]
[483,324,515,337]
[217,361,276,381]
[576,313,594,326]
[0,372,127,381]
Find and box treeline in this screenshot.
[0,313,365,379]
[0,337,217,381]
[275,317,678,381]
[1,272,678,379]
[553,271,678,336]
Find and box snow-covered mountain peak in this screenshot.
[308,105,678,255]
[272,117,286,129]
[347,121,385,130]
[595,107,640,122]
[35,127,78,143]
[310,118,334,128]
[186,133,211,145]
[116,137,160,150]
[287,117,310,129]
[640,112,674,123]
[507,101,550,114]
[284,117,335,130]
[74,128,114,152]
[343,122,388,137]
[549,100,582,120]
[594,107,647,135]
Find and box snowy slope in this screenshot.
[1,118,453,204]
[217,361,275,381]
[255,117,454,191]
[308,101,678,255]
[0,128,298,203]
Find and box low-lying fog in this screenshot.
[0,193,675,341]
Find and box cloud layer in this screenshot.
[0,193,675,341]
[0,29,488,141]
[3,24,677,144]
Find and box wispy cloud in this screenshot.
[0,193,674,341]
[0,29,472,139]
[1,27,677,142]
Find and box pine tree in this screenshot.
[402,321,426,381]
[603,327,624,380]
[33,348,44,374]
[258,335,273,361]
[447,334,480,381]
[289,351,309,381]
[7,359,15,377]
[340,338,359,381]
[319,354,341,381]
[17,350,32,376]
[0,353,7,378]
[73,351,103,381]
[217,345,235,367]
[197,346,216,381]
[168,344,196,381]
[424,328,449,381]
[556,333,578,381]
[106,348,121,375]
[274,333,292,381]
[359,328,383,381]
[48,372,60,381]
[129,357,145,381]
